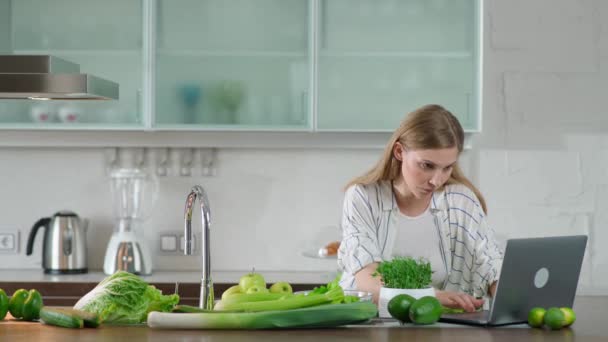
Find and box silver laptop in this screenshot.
[439,235,587,326]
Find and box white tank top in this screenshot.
[391,206,447,289]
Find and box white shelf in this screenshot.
[318,50,472,58]
[153,123,310,132]
[13,49,141,57]
[0,130,392,148]
[0,130,474,149]
[156,49,307,58]
[0,123,144,131]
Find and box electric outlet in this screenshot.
[0,230,19,253]
[158,231,196,255]
[160,234,178,252]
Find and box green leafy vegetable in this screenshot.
[304,274,359,304]
[73,271,179,324]
[342,295,360,303]
[309,273,341,295]
[373,256,432,289]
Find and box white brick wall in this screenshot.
[478,0,608,293]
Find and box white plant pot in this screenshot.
[378,286,436,318]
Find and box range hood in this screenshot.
[0,55,119,100]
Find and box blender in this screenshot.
[103,168,158,275]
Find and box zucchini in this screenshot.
[39,307,101,328]
[40,307,83,329]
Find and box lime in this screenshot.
[560,307,576,327]
[544,307,566,330]
[387,294,416,323]
[409,296,442,325]
[527,307,546,328]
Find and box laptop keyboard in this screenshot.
[441,310,490,323]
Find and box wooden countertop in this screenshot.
[0,296,606,341]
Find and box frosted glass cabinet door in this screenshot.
[0,0,144,128]
[317,0,480,131]
[155,0,310,129]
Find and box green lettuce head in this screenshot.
[74,271,179,324]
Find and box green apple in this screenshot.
[221,284,242,299]
[239,272,266,292]
[245,284,269,294]
[269,281,293,294]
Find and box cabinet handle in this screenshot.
[300,91,308,124]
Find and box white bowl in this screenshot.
[30,104,56,123]
[58,106,80,123]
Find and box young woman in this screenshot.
[337,104,503,313]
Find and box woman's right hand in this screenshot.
[354,262,382,304]
[435,289,484,313]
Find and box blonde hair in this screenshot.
[345,104,487,213]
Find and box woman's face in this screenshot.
[393,143,459,198]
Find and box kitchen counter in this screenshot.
[0,270,335,306]
[0,296,606,342]
[0,269,336,284]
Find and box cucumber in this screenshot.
[39,307,101,328]
[68,308,101,328]
[40,307,84,329]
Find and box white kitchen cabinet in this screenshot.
[0,0,144,129]
[0,0,481,141]
[317,0,481,131]
[154,0,311,129]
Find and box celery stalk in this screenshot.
[216,287,344,312]
[214,292,291,310]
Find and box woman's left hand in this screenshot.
[435,289,484,313]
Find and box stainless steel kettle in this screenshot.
[26,211,88,274]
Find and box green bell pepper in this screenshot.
[0,289,8,320]
[9,289,43,321]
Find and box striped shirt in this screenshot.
[337,180,503,297]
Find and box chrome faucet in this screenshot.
[184,185,214,309]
